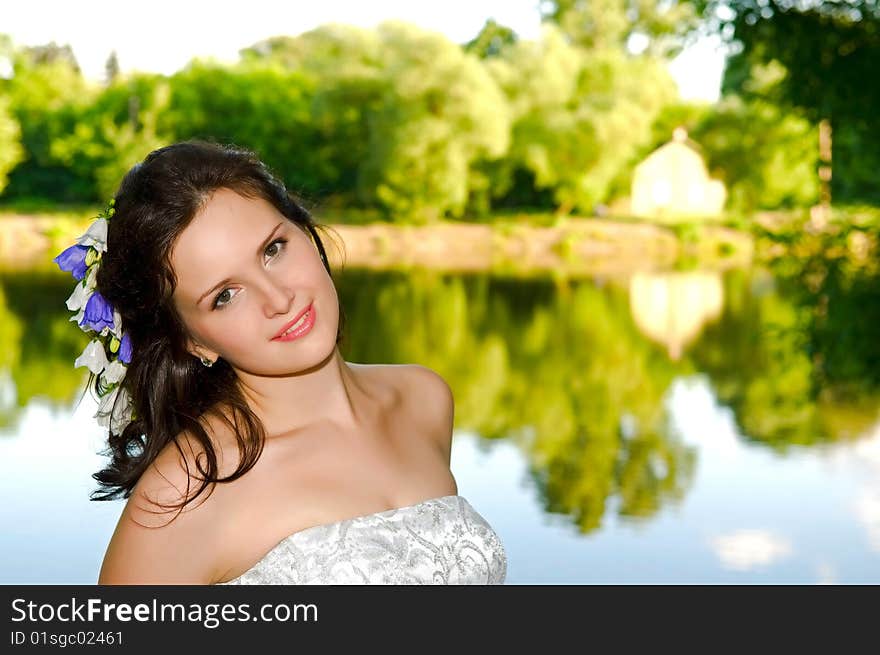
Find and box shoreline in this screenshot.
[0,213,754,278]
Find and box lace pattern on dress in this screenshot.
[216,495,507,585]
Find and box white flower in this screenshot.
[74,338,109,374]
[96,384,133,435]
[111,387,134,435]
[66,279,91,312]
[111,307,123,338]
[102,359,127,384]
[67,266,99,327]
[70,308,85,328]
[77,217,108,253]
[95,385,117,428]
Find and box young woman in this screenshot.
[60,139,506,584]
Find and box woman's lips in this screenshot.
[273,304,315,342]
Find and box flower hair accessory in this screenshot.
[54,198,135,436]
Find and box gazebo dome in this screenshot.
[631,128,726,221]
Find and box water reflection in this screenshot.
[335,268,698,532]
[690,261,880,449]
[0,272,91,430]
[629,271,724,361]
[1,247,879,581]
[709,529,794,572]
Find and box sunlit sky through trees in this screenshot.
[2,0,725,102]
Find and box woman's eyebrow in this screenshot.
[197,221,286,306]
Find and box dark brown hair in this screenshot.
[89,139,346,519]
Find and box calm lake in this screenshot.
[1,255,879,583]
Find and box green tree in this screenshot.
[49,73,172,201]
[104,50,120,86]
[484,23,677,213]
[463,18,519,58]
[696,95,819,211]
[3,39,98,201]
[18,41,81,71]
[242,24,390,204]
[540,0,700,58]
[163,60,320,199]
[0,92,24,195]
[365,22,509,221]
[690,0,880,204]
[242,22,511,222]
[0,35,24,195]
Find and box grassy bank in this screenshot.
[3,201,875,277]
[0,214,750,279]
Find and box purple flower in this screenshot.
[53,244,89,280]
[119,332,132,365]
[80,292,114,333]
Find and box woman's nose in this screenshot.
[260,276,293,316]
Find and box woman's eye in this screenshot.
[266,238,287,258]
[213,289,233,309]
[212,237,289,310]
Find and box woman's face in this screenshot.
[169,187,339,376]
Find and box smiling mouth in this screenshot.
[279,311,309,337]
[273,302,314,340]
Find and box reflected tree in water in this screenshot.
[338,269,698,533]
[691,226,880,449]
[9,249,878,533]
[0,273,89,432]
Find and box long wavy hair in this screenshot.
[89,139,346,517]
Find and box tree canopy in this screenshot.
[690,0,880,204]
[1,4,874,215]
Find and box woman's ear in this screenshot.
[186,337,217,363]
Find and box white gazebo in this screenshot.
[631,127,727,221]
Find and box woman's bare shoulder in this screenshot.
[398,364,453,405]
[98,418,241,584]
[393,364,455,461]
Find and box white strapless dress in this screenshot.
[216,494,507,585]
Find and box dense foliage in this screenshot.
[0,3,874,218]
